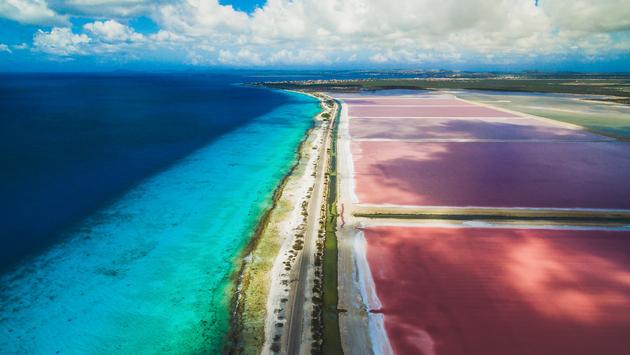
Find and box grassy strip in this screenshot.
[321,99,343,355]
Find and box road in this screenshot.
[285,99,335,355]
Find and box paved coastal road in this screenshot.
[285,99,336,355]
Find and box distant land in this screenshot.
[260,72,630,104]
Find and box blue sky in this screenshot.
[1,0,629,72]
[221,0,266,13]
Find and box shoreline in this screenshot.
[228,91,335,354]
[227,122,313,352]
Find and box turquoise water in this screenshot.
[0,91,320,353]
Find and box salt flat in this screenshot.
[333,90,630,355]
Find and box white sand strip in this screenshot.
[454,95,596,132]
[347,104,474,107]
[354,203,630,214]
[348,116,527,119]
[338,103,359,204]
[355,218,630,231]
[353,230,394,355]
[335,95,457,100]
[352,138,614,143]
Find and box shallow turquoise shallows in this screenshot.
[0,91,320,354]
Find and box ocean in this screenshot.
[0,73,321,353]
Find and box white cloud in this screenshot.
[29,18,150,60]
[218,48,264,66]
[13,43,30,50]
[0,44,12,53]
[268,49,330,65]
[369,53,387,64]
[542,0,630,33]
[0,0,67,25]
[33,22,148,57]
[83,20,144,42]
[145,0,630,66]
[24,0,630,66]
[154,0,249,38]
[33,27,90,55]
[149,30,190,43]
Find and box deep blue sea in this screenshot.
[0,73,321,353]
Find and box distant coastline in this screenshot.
[258,74,630,105]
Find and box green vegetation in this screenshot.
[230,176,301,354]
[354,79,630,102]
[321,100,343,355]
[262,76,630,104]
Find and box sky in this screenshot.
[0,0,629,71]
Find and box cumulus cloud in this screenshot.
[83,20,144,42]
[268,49,330,65]
[33,22,147,57]
[218,48,264,66]
[33,27,90,55]
[147,0,630,66]
[20,0,630,66]
[13,43,30,50]
[154,0,249,38]
[542,0,630,33]
[0,44,12,53]
[149,30,190,44]
[0,0,67,25]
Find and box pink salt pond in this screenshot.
[364,226,630,355]
[342,98,470,106]
[350,116,602,140]
[348,105,518,118]
[352,141,630,209]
